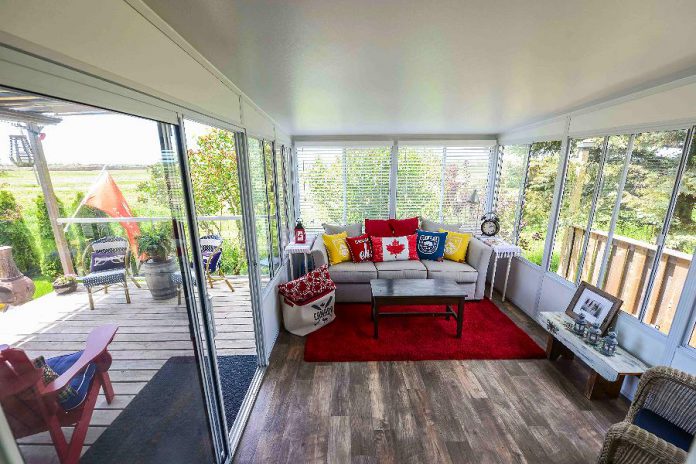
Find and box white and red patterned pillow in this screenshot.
[278,264,336,305]
[371,235,418,262]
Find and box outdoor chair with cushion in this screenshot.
[0,325,118,464]
[81,236,139,310]
[597,366,695,463]
[200,234,234,291]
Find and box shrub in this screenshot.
[0,190,41,276]
[136,224,173,262]
[35,194,66,278]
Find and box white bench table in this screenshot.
[538,311,649,399]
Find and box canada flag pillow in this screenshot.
[371,235,418,262]
[346,234,373,263]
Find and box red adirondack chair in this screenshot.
[0,325,118,464]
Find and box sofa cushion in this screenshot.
[323,232,351,265]
[388,217,419,236]
[374,260,427,279]
[372,235,418,262]
[441,229,472,263]
[422,259,478,283]
[329,261,378,283]
[420,217,462,233]
[365,218,393,237]
[416,229,447,261]
[346,234,373,263]
[633,408,694,452]
[322,222,362,237]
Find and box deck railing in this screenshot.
[557,225,692,334]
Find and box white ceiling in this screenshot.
[143,0,696,136]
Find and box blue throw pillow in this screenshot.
[416,229,447,261]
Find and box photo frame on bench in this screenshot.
[565,282,622,335]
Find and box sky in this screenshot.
[0,114,213,166]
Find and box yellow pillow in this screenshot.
[439,229,471,263]
[323,232,351,265]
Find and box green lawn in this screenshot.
[1,166,170,248]
[32,276,54,299]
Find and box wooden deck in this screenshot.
[0,277,255,463]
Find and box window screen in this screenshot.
[296,144,391,229]
[397,144,492,229]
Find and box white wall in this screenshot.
[496,74,696,398]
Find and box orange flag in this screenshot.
[84,171,141,254]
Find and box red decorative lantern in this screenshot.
[294,219,306,244]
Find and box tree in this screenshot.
[137,128,247,274]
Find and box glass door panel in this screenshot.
[601,130,688,318]
[182,120,260,433]
[518,141,562,265]
[581,135,631,286]
[552,137,604,280]
[247,137,272,287]
[642,131,695,333]
[0,87,221,463]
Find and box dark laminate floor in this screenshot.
[234,290,629,464]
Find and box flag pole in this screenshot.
[62,166,107,233]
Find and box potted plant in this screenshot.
[52,274,77,295]
[136,225,178,300]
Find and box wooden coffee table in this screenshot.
[370,279,467,339]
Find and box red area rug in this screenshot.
[304,298,546,362]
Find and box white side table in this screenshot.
[477,236,521,302]
[284,235,317,280]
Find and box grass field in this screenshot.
[1,166,169,243]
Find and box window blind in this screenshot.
[397,144,492,230]
[296,144,391,229]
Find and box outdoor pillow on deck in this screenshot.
[40,351,97,410]
[416,229,447,261]
[90,252,126,273]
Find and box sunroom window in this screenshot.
[296,143,391,229]
[517,141,562,265]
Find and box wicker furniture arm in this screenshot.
[625,366,696,435]
[597,422,687,464]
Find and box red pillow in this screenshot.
[346,234,373,263]
[365,218,393,237]
[371,235,418,262]
[389,217,419,236]
[278,265,335,305]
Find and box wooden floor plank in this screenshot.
[234,287,629,464]
[1,278,256,463]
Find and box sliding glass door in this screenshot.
[0,86,227,462]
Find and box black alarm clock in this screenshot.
[480,212,500,237]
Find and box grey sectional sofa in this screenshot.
[310,234,492,303]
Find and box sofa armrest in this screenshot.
[466,237,492,300]
[310,234,328,268]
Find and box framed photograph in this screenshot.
[565,282,622,334]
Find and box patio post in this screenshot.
[26,122,75,276]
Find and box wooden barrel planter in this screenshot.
[141,259,178,300]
